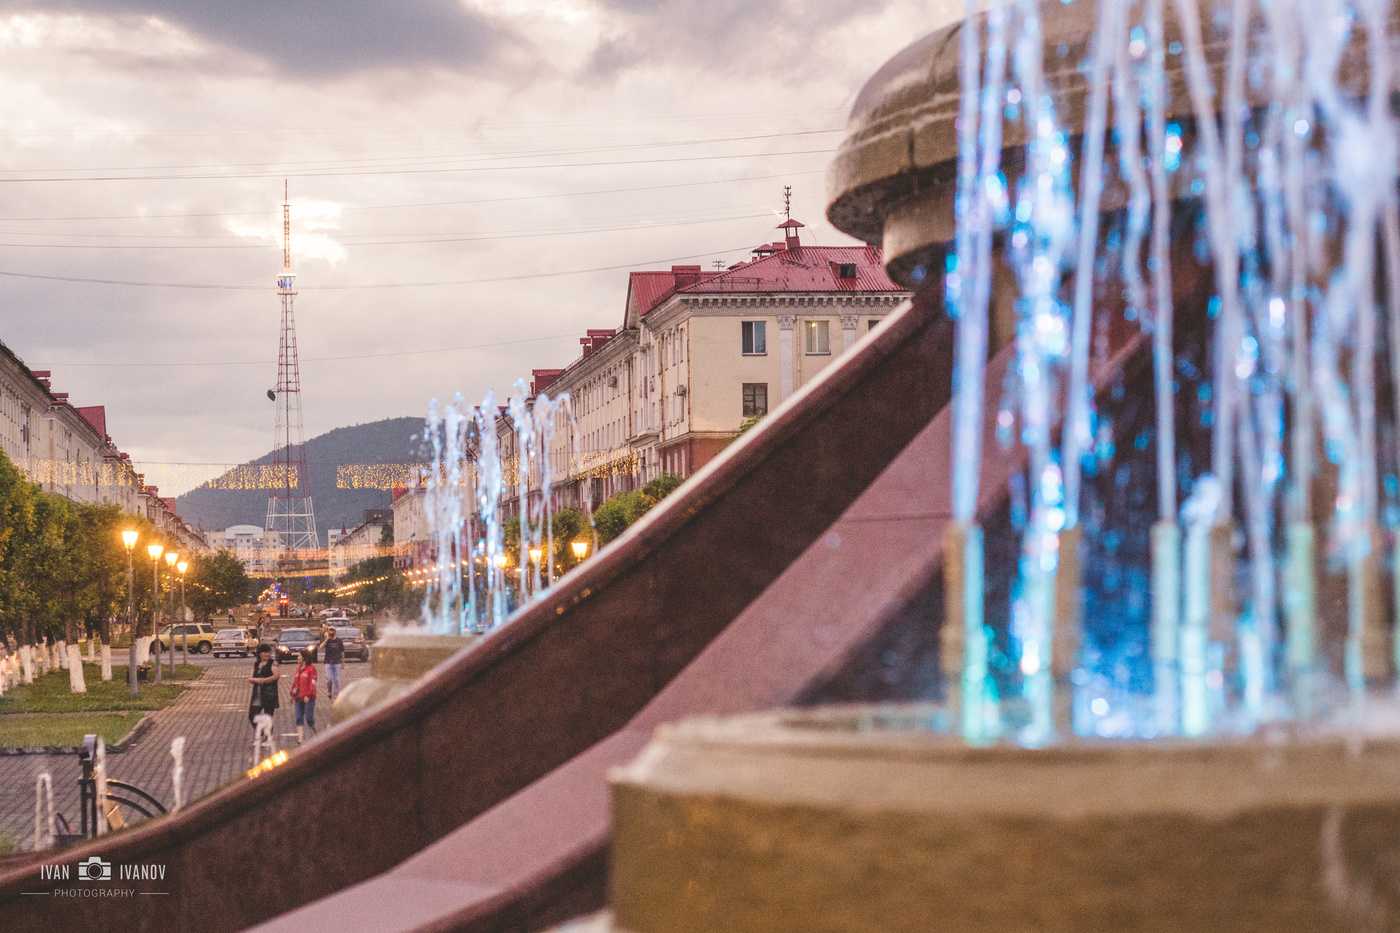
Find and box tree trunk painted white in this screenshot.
[100,644,112,682]
[135,636,152,667]
[57,640,68,670]
[20,645,33,684]
[87,637,96,661]
[67,645,86,693]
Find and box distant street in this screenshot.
[0,653,370,853]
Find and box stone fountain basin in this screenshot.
[605,704,1400,933]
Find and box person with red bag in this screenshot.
[290,649,318,744]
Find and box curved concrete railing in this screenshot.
[251,302,1151,932]
[0,286,954,932]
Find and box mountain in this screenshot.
[176,416,427,542]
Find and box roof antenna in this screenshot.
[783,185,792,221]
[712,259,725,271]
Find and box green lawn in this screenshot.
[0,663,203,715]
[0,711,144,749]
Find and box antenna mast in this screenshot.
[265,180,319,577]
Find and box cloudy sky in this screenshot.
[0,0,953,494]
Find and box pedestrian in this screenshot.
[320,624,344,702]
[291,649,317,743]
[247,644,280,727]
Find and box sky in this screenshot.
[0,0,956,495]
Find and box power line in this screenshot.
[53,332,582,368]
[0,148,836,184]
[0,170,823,222]
[0,211,773,250]
[0,243,762,291]
[0,129,841,176]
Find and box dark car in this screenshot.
[333,626,370,662]
[275,628,318,665]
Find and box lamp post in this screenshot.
[177,560,189,668]
[122,529,139,697]
[571,538,590,564]
[528,546,543,596]
[146,542,164,685]
[164,550,179,680]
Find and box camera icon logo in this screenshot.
[76,856,111,882]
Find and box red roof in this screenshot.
[678,244,899,295]
[75,405,107,439]
[626,270,692,322]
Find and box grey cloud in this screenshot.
[585,0,895,80]
[0,0,520,77]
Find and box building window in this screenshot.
[741,320,767,355]
[868,319,880,331]
[804,320,831,355]
[742,383,768,418]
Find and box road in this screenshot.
[0,653,371,853]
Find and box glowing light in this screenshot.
[245,749,290,780]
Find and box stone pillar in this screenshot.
[840,313,859,352]
[777,314,795,401]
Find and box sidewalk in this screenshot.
[0,658,369,852]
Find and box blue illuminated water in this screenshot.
[947,0,1400,744]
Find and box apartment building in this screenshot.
[510,220,908,512]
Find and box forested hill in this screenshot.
[176,416,427,541]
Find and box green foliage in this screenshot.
[0,662,202,714]
[592,491,654,545]
[0,450,171,649]
[189,550,255,617]
[737,415,765,436]
[591,475,684,546]
[550,507,587,568]
[642,473,683,500]
[0,711,143,750]
[341,554,414,615]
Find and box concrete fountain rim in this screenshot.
[611,702,1400,820]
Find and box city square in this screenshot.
[1,1,1400,931]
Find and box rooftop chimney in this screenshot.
[777,218,804,252]
[671,264,702,288]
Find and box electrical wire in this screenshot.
[0,170,824,223]
[53,332,581,368]
[0,148,836,184]
[0,242,760,290]
[0,211,773,249]
[0,129,841,176]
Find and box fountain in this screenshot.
[169,736,186,813]
[332,382,580,723]
[32,774,54,852]
[587,1,1400,929]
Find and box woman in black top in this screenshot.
[247,644,280,726]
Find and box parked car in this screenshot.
[333,626,370,662]
[155,623,217,654]
[275,628,318,664]
[212,628,254,658]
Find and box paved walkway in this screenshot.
[0,656,370,852]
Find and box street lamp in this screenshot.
[570,538,590,561]
[121,529,139,696]
[146,542,164,685]
[177,560,189,668]
[164,551,179,680]
[528,546,543,595]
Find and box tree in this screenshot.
[592,491,654,545]
[0,453,35,653]
[590,475,685,546]
[188,550,254,617]
[642,474,683,500]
